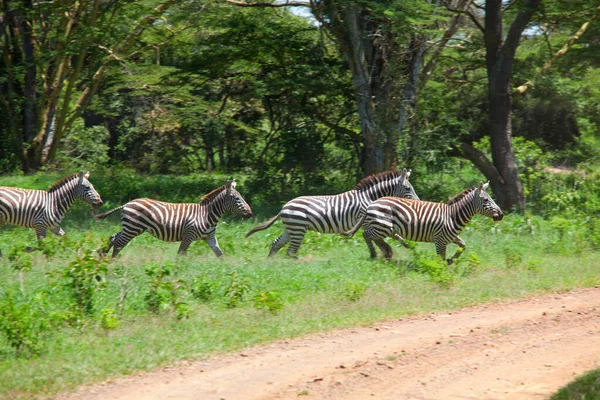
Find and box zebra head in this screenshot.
[473,181,503,221]
[75,171,103,210]
[391,169,420,200]
[223,179,253,219]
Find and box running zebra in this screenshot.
[246,169,419,258]
[344,182,503,264]
[95,180,252,257]
[0,171,103,256]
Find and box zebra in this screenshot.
[94,180,252,257]
[0,171,103,257]
[246,169,420,258]
[344,181,503,264]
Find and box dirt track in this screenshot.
[58,287,600,400]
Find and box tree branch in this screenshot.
[515,5,600,95]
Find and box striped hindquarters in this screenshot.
[121,199,203,242]
[280,194,363,234]
[0,187,47,228]
[366,197,448,242]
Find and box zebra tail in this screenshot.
[245,213,281,238]
[93,205,125,220]
[342,214,366,237]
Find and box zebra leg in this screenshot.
[110,231,137,258]
[268,231,290,257]
[286,229,307,258]
[363,231,378,259]
[204,234,224,257]
[448,236,466,263]
[434,240,449,264]
[30,225,48,252]
[374,238,393,259]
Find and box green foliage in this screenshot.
[253,291,284,314]
[56,254,108,320]
[0,292,50,357]
[223,271,250,309]
[406,248,455,286]
[143,263,190,320]
[190,275,215,303]
[56,119,110,170]
[549,368,600,400]
[504,248,524,269]
[451,253,482,277]
[100,308,120,331]
[341,283,367,302]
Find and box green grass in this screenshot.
[549,368,600,400]
[1,173,600,398]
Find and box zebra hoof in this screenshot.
[446,258,454,265]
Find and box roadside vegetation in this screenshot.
[1,166,600,398]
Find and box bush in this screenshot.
[0,292,50,357]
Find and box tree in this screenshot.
[0,0,186,172]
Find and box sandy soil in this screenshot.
[57,287,600,400]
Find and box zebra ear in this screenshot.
[482,181,490,191]
[477,181,484,195]
[406,169,412,179]
[84,171,90,179]
[78,171,86,183]
[226,179,236,195]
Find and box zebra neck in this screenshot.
[202,200,225,225]
[448,198,476,232]
[48,181,77,221]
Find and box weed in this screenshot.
[100,308,120,331]
[505,248,523,268]
[144,263,190,319]
[253,291,283,314]
[224,272,250,309]
[0,292,50,357]
[190,275,215,302]
[342,283,366,302]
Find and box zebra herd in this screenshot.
[0,170,504,263]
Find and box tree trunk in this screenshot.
[483,0,541,211]
[19,0,39,169]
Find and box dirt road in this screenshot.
[58,287,600,400]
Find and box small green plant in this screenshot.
[224,271,250,309]
[100,308,120,331]
[452,253,482,277]
[504,248,523,268]
[253,291,283,314]
[0,292,50,357]
[190,275,215,302]
[342,283,366,302]
[8,246,33,293]
[47,253,108,325]
[144,263,190,319]
[407,249,454,286]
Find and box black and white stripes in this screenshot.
[345,182,503,263]
[246,169,419,258]
[0,171,103,255]
[95,180,252,257]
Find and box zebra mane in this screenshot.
[447,186,477,205]
[200,185,227,205]
[353,170,405,192]
[48,173,79,193]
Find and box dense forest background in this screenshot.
[1,0,599,212]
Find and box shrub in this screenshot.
[224,272,250,309]
[0,292,50,357]
[253,291,284,314]
[144,263,190,319]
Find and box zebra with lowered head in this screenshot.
[344,181,503,264]
[0,171,103,257]
[246,169,419,258]
[95,180,252,257]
